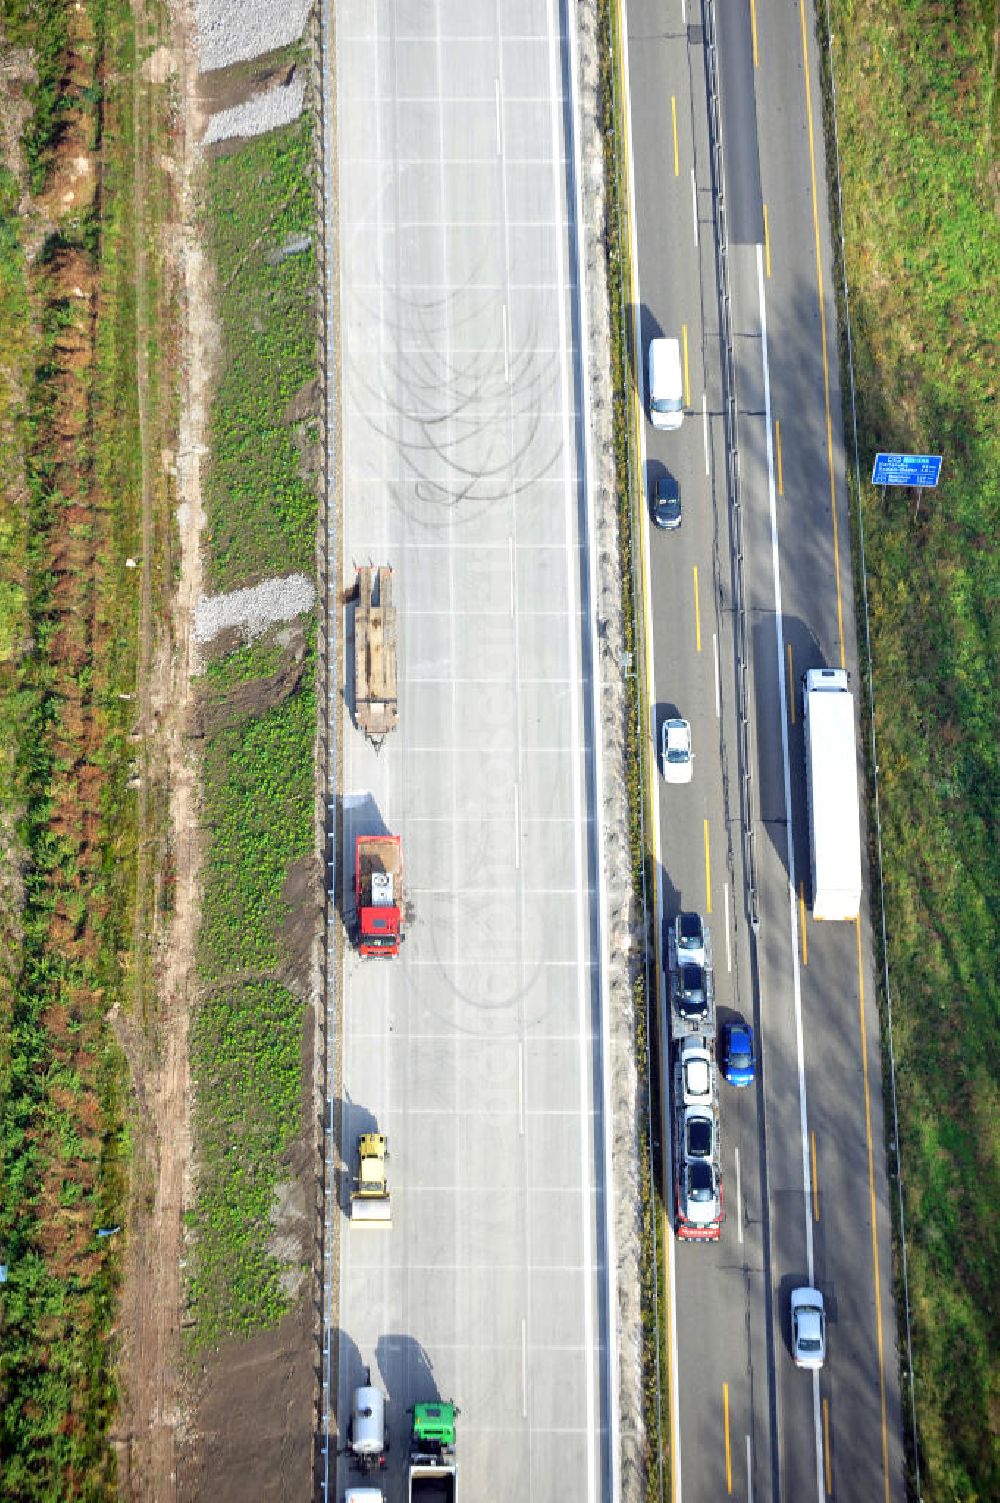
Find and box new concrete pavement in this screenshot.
[332,3,613,1500]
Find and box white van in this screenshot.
[648,336,684,430]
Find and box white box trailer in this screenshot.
[802,668,862,921]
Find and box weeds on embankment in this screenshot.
[821,3,1000,1495]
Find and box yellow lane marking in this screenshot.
[723,1382,733,1493]
[763,201,771,277]
[775,417,783,495]
[682,323,691,409]
[823,1396,833,1494]
[671,95,680,177]
[856,917,891,1503]
[811,1130,819,1221]
[798,0,846,669]
[787,641,795,722]
[750,0,759,66]
[693,565,702,652]
[799,880,807,963]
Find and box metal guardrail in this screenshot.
[702,0,760,937]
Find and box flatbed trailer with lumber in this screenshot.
[354,564,398,750]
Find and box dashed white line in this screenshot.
[521,1318,528,1418]
[509,533,516,616]
[495,77,502,155]
[691,166,698,247]
[713,630,721,718]
[735,1145,743,1244]
[518,1042,525,1135]
[747,1434,753,1501]
[703,391,711,474]
[724,882,732,972]
[502,302,510,384]
[513,780,521,868]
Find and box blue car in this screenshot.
[720,1020,756,1086]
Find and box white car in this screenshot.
[679,1038,714,1109]
[661,717,693,783]
[791,1287,827,1370]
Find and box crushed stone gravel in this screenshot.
[203,73,306,144]
[195,0,310,73]
[194,573,315,646]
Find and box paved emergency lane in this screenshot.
[332,3,613,1500]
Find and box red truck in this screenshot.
[355,834,404,957]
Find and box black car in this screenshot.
[675,962,708,1020]
[651,474,682,530]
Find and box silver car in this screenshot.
[791,1287,826,1370]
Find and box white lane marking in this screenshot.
[681,0,687,25]
[758,243,823,1503]
[724,882,732,972]
[509,533,516,616]
[713,631,721,718]
[502,302,510,384]
[548,2,600,1498]
[703,391,711,474]
[735,1145,743,1244]
[747,1433,753,1501]
[495,77,502,155]
[691,166,699,247]
[521,1319,528,1417]
[518,1042,525,1135]
[513,781,520,869]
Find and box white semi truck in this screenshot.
[802,667,863,921]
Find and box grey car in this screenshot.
[651,474,682,530]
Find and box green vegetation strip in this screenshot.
[819,3,1000,1496]
[189,115,319,1347]
[204,120,318,592]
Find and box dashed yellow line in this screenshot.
[775,416,783,495]
[798,0,846,669]
[682,323,691,409]
[693,565,702,652]
[750,0,759,66]
[723,1382,733,1493]
[799,880,807,963]
[763,201,771,276]
[811,1130,820,1221]
[787,641,795,722]
[671,95,679,177]
[823,1396,833,1494]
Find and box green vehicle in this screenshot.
[408,1401,457,1503]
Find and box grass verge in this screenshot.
[819,2,1000,1495]
[187,111,320,1348]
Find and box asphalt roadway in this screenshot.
[623,1,905,1501]
[333,3,612,1500]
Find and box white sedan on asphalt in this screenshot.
[791,1287,827,1370]
[660,717,693,783]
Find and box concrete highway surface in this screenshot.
[332,3,614,1501]
[623,1,904,1501]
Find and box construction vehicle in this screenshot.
[344,1371,388,1472]
[666,921,715,1040]
[354,565,398,751]
[408,1400,458,1502]
[350,1134,391,1227]
[802,667,862,920]
[355,834,404,957]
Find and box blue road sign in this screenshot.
[871,452,942,487]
